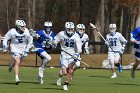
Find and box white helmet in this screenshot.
[65,22,74,36]
[44,21,52,34]
[109,24,116,35]
[76,24,85,36]
[109,24,116,32]
[15,20,26,32]
[44,21,52,27]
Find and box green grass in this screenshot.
[0,66,140,93]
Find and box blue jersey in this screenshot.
[36,30,55,52]
[131,27,140,41]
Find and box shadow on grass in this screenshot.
[21,81,39,84]
[0,81,38,85]
[0,82,16,85]
[31,87,63,90]
[89,75,109,78]
[51,83,72,86]
[114,83,140,86]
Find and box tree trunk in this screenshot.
[15,0,20,20]
[136,6,140,27]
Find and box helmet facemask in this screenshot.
[15,20,26,34]
[44,26,52,34]
[65,22,75,37]
[44,21,52,34]
[76,24,85,37]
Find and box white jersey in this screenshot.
[106,32,127,52]
[54,31,82,54]
[80,33,89,48]
[3,28,33,54]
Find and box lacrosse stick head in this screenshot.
[90,23,96,29]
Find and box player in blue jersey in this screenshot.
[32,21,55,84]
[130,27,140,78]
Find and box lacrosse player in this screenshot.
[2,19,33,85]
[130,27,140,78]
[71,24,89,79]
[55,22,82,90]
[105,23,127,78]
[76,24,89,54]
[32,21,55,84]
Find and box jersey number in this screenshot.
[18,39,23,43]
[110,41,116,46]
[65,41,74,47]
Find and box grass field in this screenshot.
[0,66,140,93]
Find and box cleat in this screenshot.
[15,79,20,85]
[38,76,43,84]
[63,85,68,90]
[56,79,61,86]
[131,68,135,78]
[118,64,122,73]
[110,75,117,78]
[8,62,15,72]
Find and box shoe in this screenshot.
[56,78,61,86]
[15,79,20,85]
[38,67,44,78]
[63,85,68,90]
[38,76,43,84]
[131,68,135,78]
[118,64,122,73]
[110,74,117,78]
[8,62,15,72]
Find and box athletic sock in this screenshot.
[64,81,69,86]
[115,63,120,67]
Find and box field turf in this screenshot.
[0,66,140,93]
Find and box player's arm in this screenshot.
[26,32,33,52]
[3,30,12,49]
[130,33,139,44]
[84,35,89,54]
[75,36,82,54]
[53,32,61,46]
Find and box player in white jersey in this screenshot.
[2,19,33,85]
[105,24,127,78]
[76,24,89,54]
[55,22,82,90]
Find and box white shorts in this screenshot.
[108,52,120,62]
[11,52,23,59]
[60,53,75,68]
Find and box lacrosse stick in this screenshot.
[90,23,124,66]
[90,23,115,53]
[59,48,92,68]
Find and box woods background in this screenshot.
[0,0,140,53]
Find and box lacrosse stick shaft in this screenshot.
[90,23,115,53]
[59,48,91,68]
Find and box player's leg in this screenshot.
[108,52,117,78]
[8,60,15,72]
[57,54,67,86]
[71,60,80,79]
[114,53,122,73]
[38,51,51,84]
[63,62,75,90]
[12,53,21,85]
[57,68,63,85]
[131,52,140,78]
